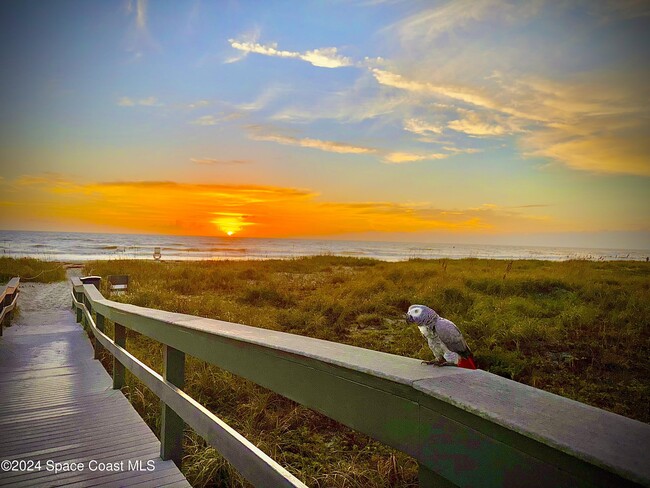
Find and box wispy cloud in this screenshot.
[403,118,443,135]
[138,96,159,106]
[251,133,376,154]
[228,37,352,68]
[508,75,650,176]
[135,0,147,30]
[365,0,650,177]
[371,64,649,175]
[383,152,449,164]
[190,158,251,165]
[391,0,543,43]
[372,69,545,122]
[523,127,650,176]
[190,115,219,126]
[190,113,243,125]
[447,109,517,136]
[247,126,376,154]
[117,97,135,107]
[124,0,156,60]
[271,74,407,123]
[442,146,481,155]
[237,84,288,112]
[185,100,211,110]
[117,96,162,107]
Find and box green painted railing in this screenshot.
[71,278,650,488]
[0,277,20,336]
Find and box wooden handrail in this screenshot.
[71,279,305,487]
[0,277,20,335]
[71,278,650,487]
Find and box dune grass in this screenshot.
[83,256,650,487]
[0,257,66,284]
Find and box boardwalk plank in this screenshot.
[128,471,189,488]
[2,428,157,459]
[0,283,190,487]
[61,461,179,488]
[0,413,150,447]
[0,408,140,438]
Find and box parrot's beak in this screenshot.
[404,313,414,323]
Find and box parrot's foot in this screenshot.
[421,360,455,367]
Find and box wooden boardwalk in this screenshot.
[0,281,190,488]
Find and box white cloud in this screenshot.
[522,126,650,176]
[124,0,156,60]
[383,152,449,164]
[442,146,481,154]
[190,113,243,126]
[136,0,147,30]
[371,65,650,175]
[186,100,211,109]
[301,47,351,68]
[247,128,376,154]
[138,96,159,106]
[392,0,544,43]
[372,69,544,121]
[228,38,351,68]
[117,97,135,107]
[272,72,408,123]
[117,96,162,107]
[447,110,515,136]
[191,115,219,126]
[403,118,443,135]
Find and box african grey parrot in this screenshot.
[406,304,477,369]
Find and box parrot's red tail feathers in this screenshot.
[457,356,477,370]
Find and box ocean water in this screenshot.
[0,230,647,263]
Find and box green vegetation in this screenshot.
[84,256,650,487]
[0,257,66,284]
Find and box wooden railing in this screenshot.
[0,277,20,336]
[71,278,650,488]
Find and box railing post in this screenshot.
[113,323,126,389]
[85,295,92,328]
[75,291,82,323]
[1,293,7,334]
[0,293,6,336]
[82,295,89,328]
[5,292,12,325]
[94,313,105,360]
[161,344,185,467]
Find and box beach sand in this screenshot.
[11,268,79,329]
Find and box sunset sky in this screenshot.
[1,1,648,248]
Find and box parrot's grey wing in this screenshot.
[434,318,471,355]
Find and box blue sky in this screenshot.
[1,0,649,248]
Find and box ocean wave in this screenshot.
[1,230,647,262]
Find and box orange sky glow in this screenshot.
[0,1,648,249]
[0,178,562,239]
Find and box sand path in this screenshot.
[12,268,81,328]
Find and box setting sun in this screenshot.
[211,212,253,237]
